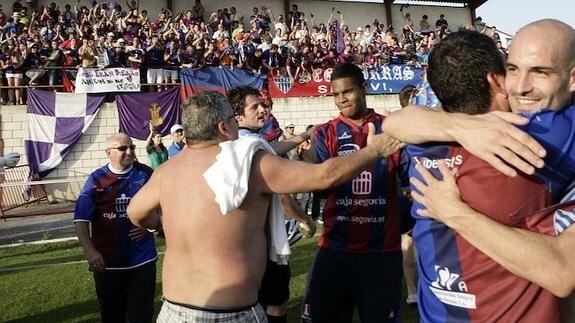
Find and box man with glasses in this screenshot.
[74,133,158,323]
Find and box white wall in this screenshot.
[391,5,472,32]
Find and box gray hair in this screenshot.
[181,91,231,144]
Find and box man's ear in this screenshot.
[217,120,228,138]
[569,65,575,93]
[218,120,236,140]
[487,72,507,97]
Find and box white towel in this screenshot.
[203,136,291,264]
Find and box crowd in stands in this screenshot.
[0,0,506,104]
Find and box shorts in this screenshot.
[301,248,402,323]
[163,69,179,81]
[147,68,164,84]
[258,259,291,306]
[6,73,23,79]
[157,299,267,323]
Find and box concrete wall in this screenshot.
[0,94,400,202]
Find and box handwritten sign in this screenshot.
[75,68,141,93]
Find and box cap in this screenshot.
[107,32,115,37]
[170,124,183,134]
[117,38,126,43]
[285,121,294,128]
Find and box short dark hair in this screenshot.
[331,63,365,88]
[227,86,261,116]
[427,29,505,114]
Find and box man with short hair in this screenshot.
[167,124,185,158]
[384,22,575,322]
[227,86,315,323]
[302,62,408,323]
[127,91,403,322]
[75,133,157,323]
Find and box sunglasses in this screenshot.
[109,144,136,151]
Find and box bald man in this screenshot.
[74,133,157,323]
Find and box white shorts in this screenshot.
[163,69,179,81]
[6,73,23,79]
[147,68,164,84]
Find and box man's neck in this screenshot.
[238,126,261,133]
[345,109,371,126]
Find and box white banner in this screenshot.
[75,68,141,93]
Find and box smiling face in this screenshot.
[331,77,368,123]
[106,134,135,170]
[237,94,265,130]
[506,21,575,112]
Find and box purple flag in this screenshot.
[117,87,181,140]
[335,22,346,54]
[24,89,105,177]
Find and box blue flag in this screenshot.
[180,67,265,101]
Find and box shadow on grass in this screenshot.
[0,255,87,277]
[5,299,100,323]
[0,241,79,259]
[6,282,165,323]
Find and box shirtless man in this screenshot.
[127,91,403,322]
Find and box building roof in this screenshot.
[389,0,488,10]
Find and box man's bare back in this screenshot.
[127,91,403,313]
[156,144,271,308]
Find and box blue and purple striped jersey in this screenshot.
[313,110,407,253]
[410,105,575,322]
[74,161,157,270]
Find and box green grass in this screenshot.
[0,237,419,322]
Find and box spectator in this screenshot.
[180,43,201,68]
[229,6,242,29]
[280,121,298,160]
[146,35,164,91]
[126,36,145,69]
[44,39,61,87]
[167,124,185,158]
[245,46,265,73]
[211,23,229,40]
[203,40,219,67]
[435,13,448,30]
[24,42,45,86]
[79,37,98,68]
[192,0,205,22]
[163,40,180,86]
[106,39,128,67]
[145,123,168,169]
[6,45,24,104]
[74,132,157,323]
[419,14,432,34]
